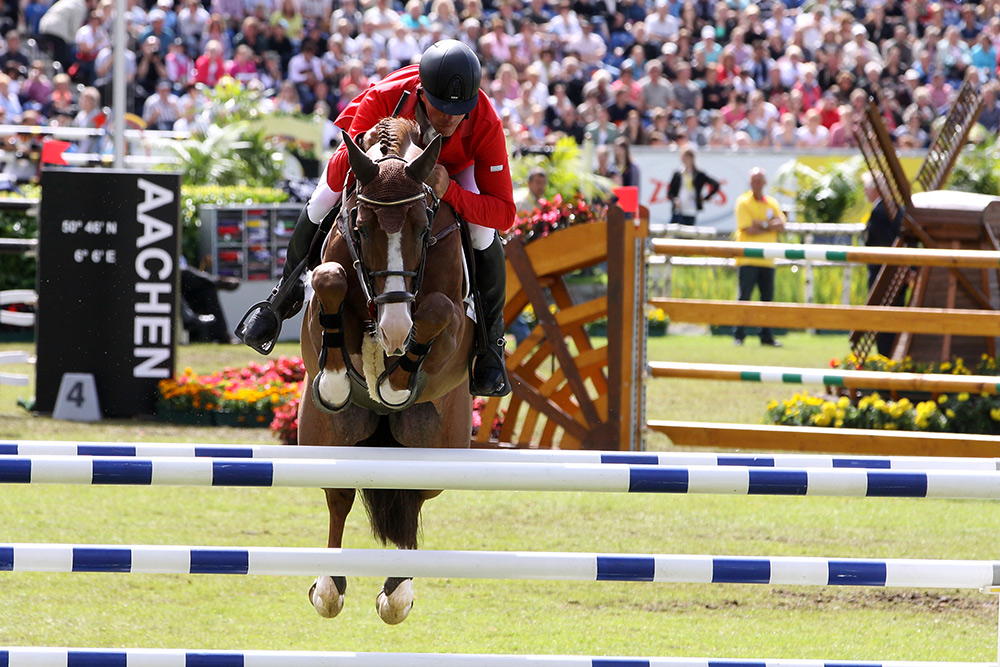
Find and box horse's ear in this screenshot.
[405,134,443,184]
[342,130,378,186]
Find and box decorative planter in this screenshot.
[647,321,667,337]
[216,411,271,428]
[156,405,216,427]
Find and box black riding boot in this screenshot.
[470,233,512,397]
[235,207,318,354]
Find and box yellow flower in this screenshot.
[946,409,955,418]
[883,423,898,430]
[991,408,1000,422]
[837,396,850,409]
[938,394,948,404]
[957,392,970,402]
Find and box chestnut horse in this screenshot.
[298,117,475,624]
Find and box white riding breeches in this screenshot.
[308,163,497,251]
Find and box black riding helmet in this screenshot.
[419,39,482,116]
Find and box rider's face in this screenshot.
[424,102,465,137]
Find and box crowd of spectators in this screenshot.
[0,0,996,161]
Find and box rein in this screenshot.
[338,153,450,318]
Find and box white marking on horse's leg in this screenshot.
[378,377,411,407]
[310,575,346,618]
[317,368,350,409]
[375,578,414,625]
[378,232,412,355]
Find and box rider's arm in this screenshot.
[441,121,516,232]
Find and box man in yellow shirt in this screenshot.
[733,167,786,346]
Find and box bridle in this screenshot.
[337,153,442,318]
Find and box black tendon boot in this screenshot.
[235,207,318,354]
[470,234,512,397]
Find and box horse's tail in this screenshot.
[360,488,422,550]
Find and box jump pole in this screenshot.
[1,649,993,667]
[5,441,1000,470]
[3,544,999,588]
[6,456,1000,498]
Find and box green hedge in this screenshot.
[0,187,40,291]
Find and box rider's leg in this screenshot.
[469,224,511,397]
[452,165,511,397]
[236,173,343,354]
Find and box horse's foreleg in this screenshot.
[311,263,352,412]
[381,293,459,397]
[310,488,355,618]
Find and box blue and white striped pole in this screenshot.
[3,456,1000,498]
[1,544,997,588]
[3,441,998,471]
[0,649,992,667]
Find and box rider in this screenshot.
[236,39,515,397]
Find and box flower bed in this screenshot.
[159,357,503,445]
[766,353,1000,435]
[506,193,607,245]
[157,356,304,432]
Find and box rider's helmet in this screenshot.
[419,39,482,116]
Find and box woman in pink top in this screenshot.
[225,44,258,84]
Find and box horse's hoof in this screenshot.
[375,577,413,625]
[310,575,347,618]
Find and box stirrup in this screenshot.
[234,301,283,355]
[469,344,511,398]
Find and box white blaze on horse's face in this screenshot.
[378,231,413,356]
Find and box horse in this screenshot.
[298,117,477,625]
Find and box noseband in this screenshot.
[338,154,441,317]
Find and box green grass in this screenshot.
[0,336,997,660]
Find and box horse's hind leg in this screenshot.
[310,488,355,618]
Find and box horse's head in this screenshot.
[342,119,442,356]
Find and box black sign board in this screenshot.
[35,169,181,418]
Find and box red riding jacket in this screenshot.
[328,64,516,232]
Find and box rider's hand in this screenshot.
[425,164,450,199]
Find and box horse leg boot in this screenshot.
[235,207,318,354]
[469,232,511,397]
[310,488,356,618]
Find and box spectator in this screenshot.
[732,167,786,347]
[668,147,719,225]
[94,43,135,109]
[71,85,102,152]
[0,32,30,73]
[612,136,639,190]
[363,0,400,41]
[19,60,52,112]
[795,108,829,147]
[257,50,283,91]
[638,59,671,113]
[862,171,904,357]
[143,78,181,130]
[566,17,606,70]
[140,9,175,56]
[645,0,678,47]
[224,43,257,84]
[135,35,166,107]
[200,13,232,59]
[269,0,302,40]
[400,0,430,35]
[332,0,363,34]
[166,37,194,90]
[49,72,76,116]
[177,0,211,55]
[771,111,798,149]
[266,17,294,69]
[516,166,547,214]
[386,22,421,68]
[287,38,322,110]
[273,79,301,113]
[194,38,225,87]
[38,0,91,70]
[548,0,582,48]
[828,105,858,148]
[978,83,1000,134]
[24,0,50,36]
[622,108,648,145]
[892,106,929,148]
[671,62,702,113]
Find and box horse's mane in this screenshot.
[362,117,421,158]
